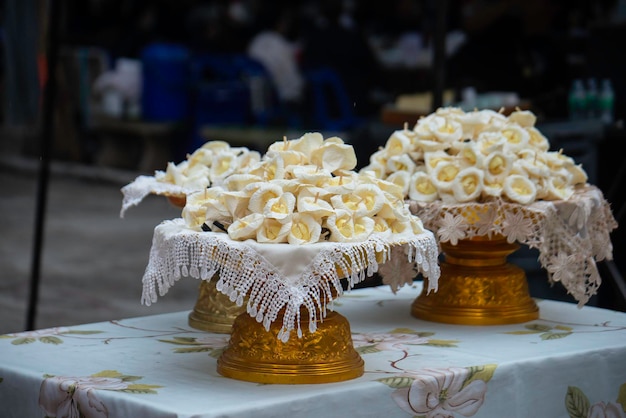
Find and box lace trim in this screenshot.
[142,219,440,341]
[409,185,618,306]
[120,175,191,218]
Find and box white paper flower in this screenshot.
[331,184,385,217]
[310,137,357,173]
[248,183,283,213]
[384,129,414,156]
[256,217,291,243]
[228,213,265,240]
[223,173,262,191]
[545,175,575,201]
[221,190,250,219]
[484,151,512,182]
[322,170,358,194]
[452,167,484,202]
[526,126,550,151]
[408,171,439,202]
[385,170,411,197]
[507,109,537,127]
[289,164,332,185]
[210,152,238,182]
[503,174,537,204]
[288,213,322,245]
[424,150,454,172]
[386,154,416,174]
[431,160,460,191]
[264,192,296,223]
[501,123,530,153]
[456,141,484,168]
[326,209,375,242]
[297,187,335,217]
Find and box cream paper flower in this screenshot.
[248,183,283,214]
[456,141,484,169]
[209,153,239,183]
[257,217,292,243]
[362,107,588,205]
[424,150,455,172]
[322,170,358,194]
[228,213,265,240]
[484,151,512,183]
[330,183,385,217]
[288,213,322,245]
[249,153,286,181]
[545,175,575,200]
[288,164,332,185]
[385,170,411,197]
[384,129,414,156]
[501,123,530,153]
[503,174,537,204]
[526,126,550,151]
[431,161,461,191]
[507,109,536,127]
[223,173,262,191]
[221,190,250,220]
[264,192,296,223]
[452,167,484,202]
[326,209,375,243]
[386,154,416,174]
[310,136,357,173]
[296,187,335,217]
[408,171,439,202]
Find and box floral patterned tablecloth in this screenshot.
[1,284,625,418]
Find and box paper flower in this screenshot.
[361,107,588,205]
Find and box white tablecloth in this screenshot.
[1,284,625,418]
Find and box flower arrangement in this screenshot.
[155,140,261,190]
[182,132,425,244]
[361,107,588,204]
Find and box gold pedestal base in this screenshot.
[217,310,364,384]
[188,279,247,333]
[412,236,539,325]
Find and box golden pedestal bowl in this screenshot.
[412,235,538,325]
[188,279,247,333]
[217,307,364,384]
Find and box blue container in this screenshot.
[141,43,191,121]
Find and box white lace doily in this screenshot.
[408,185,618,306]
[142,219,440,341]
[120,175,189,218]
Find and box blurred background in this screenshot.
[1,0,625,334]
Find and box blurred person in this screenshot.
[246,4,305,111]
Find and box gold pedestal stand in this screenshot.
[217,308,364,384]
[412,235,539,325]
[188,279,247,333]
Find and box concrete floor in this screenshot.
[0,157,200,334]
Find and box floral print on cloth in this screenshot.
[0,327,103,345]
[159,334,229,356]
[565,384,626,418]
[379,364,497,418]
[39,370,162,418]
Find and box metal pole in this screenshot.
[432,0,448,111]
[27,0,61,330]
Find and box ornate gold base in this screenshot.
[188,279,247,333]
[412,236,539,325]
[217,309,364,384]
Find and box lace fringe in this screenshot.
[142,219,440,341]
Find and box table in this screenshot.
[1,284,626,418]
[89,114,176,172]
